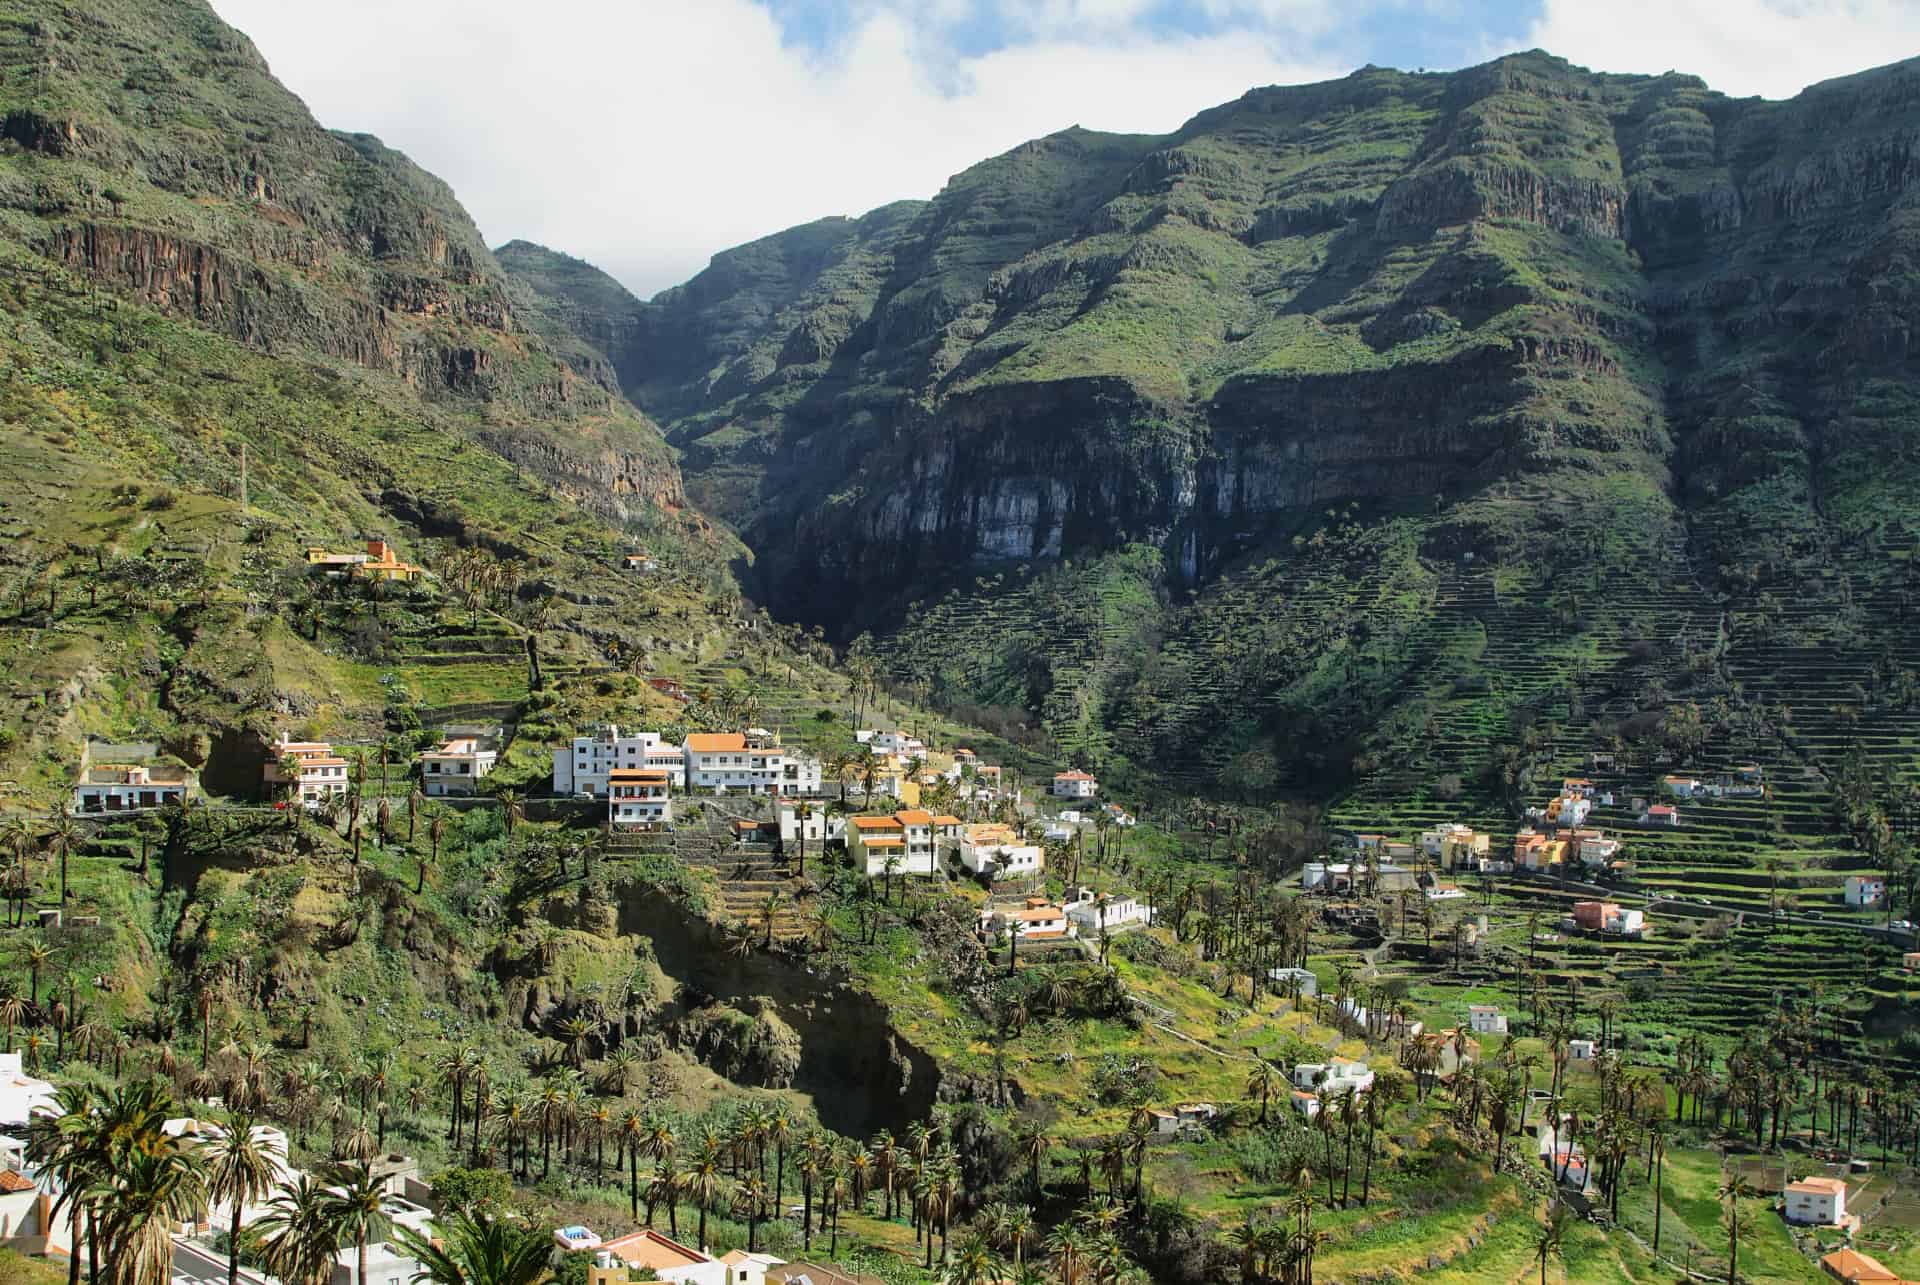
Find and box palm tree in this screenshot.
[1719,1175,1754,1285]
[422,809,447,894]
[42,813,79,905]
[497,789,525,841]
[1013,1122,1049,1198]
[1245,1060,1277,1124]
[393,1207,550,1285]
[204,1113,285,1285]
[30,1081,102,1285]
[682,1147,723,1251]
[992,1201,1036,1272]
[319,1161,391,1285]
[89,1142,208,1285]
[1534,1200,1568,1285]
[250,1175,339,1285]
[943,1234,1009,1285]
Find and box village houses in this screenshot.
[1467,1005,1508,1035]
[981,897,1073,940]
[554,726,821,799]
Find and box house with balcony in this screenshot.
[609,770,672,828]
[848,812,938,876]
[265,737,352,810]
[420,735,498,796]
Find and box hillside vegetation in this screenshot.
[506,52,1920,809]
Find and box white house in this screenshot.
[1543,794,1592,827]
[608,770,672,828]
[1421,823,1489,863]
[1784,1176,1848,1226]
[265,738,351,810]
[686,733,778,794]
[329,1240,424,1285]
[72,757,191,814]
[1051,770,1098,799]
[849,810,954,876]
[552,726,686,796]
[1663,776,1704,799]
[0,1056,57,1128]
[982,898,1073,940]
[955,823,1044,879]
[1640,803,1680,827]
[419,736,498,797]
[1573,830,1621,867]
[1267,966,1318,997]
[778,800,833,846]
[717,1250,787,1285]
[0,1166,60,1258]
[780,752,824,796]
[1567,1039,1597,1061]
[1845,875,1887,907]
[1292,1061,1375,1095]
[1467,1005,1508,1035]
[1064,887,1150,935]
[868,731,926,759]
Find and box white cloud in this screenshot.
[1521,0,1920,100]
[207,0,1920,299]
[207,0,1343,297]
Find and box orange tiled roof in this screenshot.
[0,1170,34,1194]
[599,1227,709,1270]
[1821,1247,1898,1281]
[687,733,748,752]
[851,816,904,831]
[895,809,934,825]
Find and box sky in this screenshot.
[207,0,1920,298]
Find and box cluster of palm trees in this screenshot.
[1226,1190,1334,1285]
[2,808,89,912]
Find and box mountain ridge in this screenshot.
[504,46,1920,798]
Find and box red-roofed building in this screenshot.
[1051,770,1098,800]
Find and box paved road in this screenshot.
[172,1239,276,1285]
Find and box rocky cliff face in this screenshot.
[508,51,1920,791]
[0,0,687,529]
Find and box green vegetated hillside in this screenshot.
[506,51,1920,807]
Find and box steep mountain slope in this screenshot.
[508,52,1920,798]
[0,0,749,803]
[0,0,690,524]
